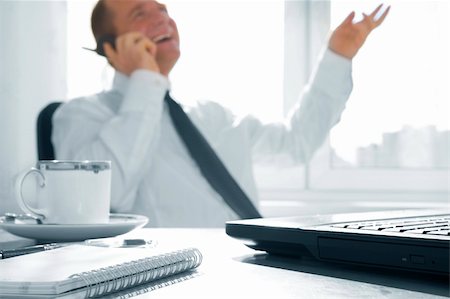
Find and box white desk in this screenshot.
[1,228,448,298]
[115,229,448,298]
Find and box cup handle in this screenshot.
[15,167,47,220]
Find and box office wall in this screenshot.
[0,1,67,213]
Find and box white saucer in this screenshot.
[0,214,148,241]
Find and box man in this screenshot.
[53,0,389,227]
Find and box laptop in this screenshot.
[226,209,450,275]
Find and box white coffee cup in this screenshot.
[15,160,111,224]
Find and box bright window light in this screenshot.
[329,1,449,169]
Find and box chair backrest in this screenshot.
[37,102,62,160]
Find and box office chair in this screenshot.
[37,102,62,160]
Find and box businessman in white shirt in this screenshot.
[52,0,389,227]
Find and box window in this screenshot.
[330,1,449,170]
[309,0,449,194]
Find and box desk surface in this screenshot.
[1,228,449,298]
[117,228,449,299]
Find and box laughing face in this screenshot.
[105,0,180,75]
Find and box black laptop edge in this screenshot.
[226,209,450,275]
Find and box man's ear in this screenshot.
[95,34,117,57]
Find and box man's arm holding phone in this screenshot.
[53,32,167,212]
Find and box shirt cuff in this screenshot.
[119,70,170,113]
[311,48,353,98]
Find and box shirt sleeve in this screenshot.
[52,70,169,212]
[246,48,353,162]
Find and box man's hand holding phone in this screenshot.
[103,32,160,76]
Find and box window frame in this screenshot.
[308,141,449,192]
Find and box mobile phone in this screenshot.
[95,34,116,57]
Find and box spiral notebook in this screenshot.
[0,244,202,298]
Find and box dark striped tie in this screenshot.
[165,92,261,219]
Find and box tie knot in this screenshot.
[164,91,173,103]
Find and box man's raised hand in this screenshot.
[329,4,390,59]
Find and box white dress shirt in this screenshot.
[52,49,352,227]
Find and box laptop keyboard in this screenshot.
[331,215,450,237]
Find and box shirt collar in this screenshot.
[111,71,172,95]
[112,71,129,95]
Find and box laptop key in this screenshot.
[426,230,450,236]
[361,225,394,231]
[395,222,439,228]
[405,228,443,234]
[402,224,448,231]
[331,223,349,228]
[346,224,367,229]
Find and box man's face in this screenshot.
[105,0,180,74]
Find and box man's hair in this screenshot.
[91,0,115,41]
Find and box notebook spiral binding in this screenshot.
[69,248,202,298]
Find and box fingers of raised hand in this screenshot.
[369,4,384,19]
[373,5,390,27]
[365,4,391,29]
[342,11,356,25]
[352,13,373,34]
